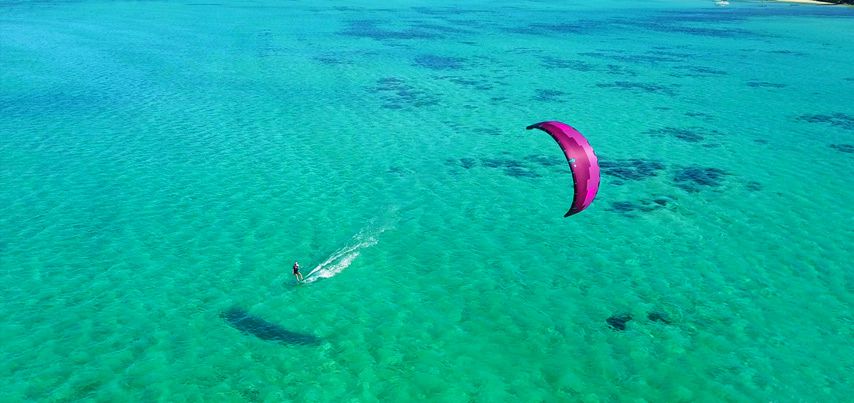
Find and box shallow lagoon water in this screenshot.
[1,0,853,401]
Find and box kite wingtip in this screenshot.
[527,121,562,131]
[565,206,589,217]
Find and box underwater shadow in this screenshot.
[221,307,321,346]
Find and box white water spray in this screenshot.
[302,225,390,284]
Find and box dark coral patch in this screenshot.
[768,49,807,56]
[579,50,684,65]
[669,65,728,78]
[603,64,638,77]
[540,56,596,71]
[830,144,854,153]
[596,81,677,96]
[414,55,466,70]
[507,21,594,35]
[797,113,854,130]
[540,56,636,77]
[409,22,472,36]
[459,158,478,169]
[313,55,351,65]
[480,158,522,169]
[607,196,675,217]
[441,120,465,131]
[533,89,568,102]
[652,197,671,206]
[434,75,495,90]
[672,166,729,192]
[747,81,786,88]
[646,126,724,143]
[648,311,672,324]
[479,127,503,136]
[442,76,479,86]
[254,30,287,58]
[599,159,666,181]
[646,48,696,58]
[507,47,542,55]
[374,77,403,86]
[745,181,763,191]
[657,25,746,38]
[339,19,440,41]
[685,112,714,121]
[480,158,540,178]
[411,6,490,16]
[524,154,564,168]
[503,166,541,178]
[533,22,592,34]
[618,15,755,38]
[607,313,633,331]
[646,127,704,142]
[609,201,639,214]
[368,77,439,109]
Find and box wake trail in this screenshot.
[302,224,390,284]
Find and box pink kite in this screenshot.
[526,121,600,217]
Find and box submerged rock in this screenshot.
[647,311,672,324]
[606,313,633,331]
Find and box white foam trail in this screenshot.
[302,226,386,284]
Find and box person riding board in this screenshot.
[293,261,304,283]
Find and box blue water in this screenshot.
[1,0,853,401]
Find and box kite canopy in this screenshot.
[526,121,600,217]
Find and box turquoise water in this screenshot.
[2,0,853,401]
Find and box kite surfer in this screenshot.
[292,261,304,283]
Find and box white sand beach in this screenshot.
[773,0,835,4]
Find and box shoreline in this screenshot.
[772,0,852,4]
